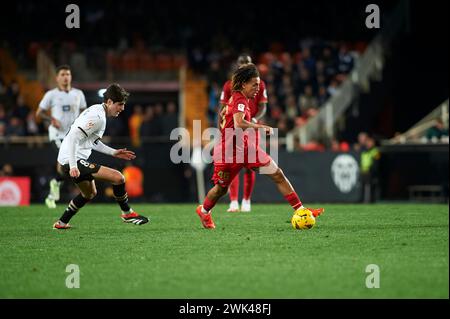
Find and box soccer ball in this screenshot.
[291,208,316,230]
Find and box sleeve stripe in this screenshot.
[78,126,88,137]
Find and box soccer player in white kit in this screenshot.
[36,65,87,209]
[53,83,149,229]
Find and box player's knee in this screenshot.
[218,185,228,196]
[272,168,285,182]
[83,190,97,200]
[112,172,125,185]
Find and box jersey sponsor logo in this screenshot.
[62,105,71,112]
[237,103,245,112]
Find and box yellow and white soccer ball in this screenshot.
[291,208,316,230]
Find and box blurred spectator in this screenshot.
[277,116,289,138]
[298,85,318,115]
[0,163,14,176]
[6,81,20,102]
[0,104,7,125]
[353,132,368,151]
[25,112,40,136]
[300,139,325,152]
[285,94,299,120]
[317,86,329,106]
[337,44,354,75]
[208,82,221,127]
[6,117,26,136]
[360,136,380,203]
[122,162,144,199]
[0,122,5,137]
[11,95,30,123]
[140,107,159,137]
[128,104,144,146]
[330,138,350,152]
[152,103,165,136]
[161,102,178,136]
[327,79,339,96]
[426,118,449,142]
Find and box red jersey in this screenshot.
[212,90,271,187]
[214,91,260,165]
[219,80,267,118]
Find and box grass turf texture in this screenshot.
[0,203,448,298]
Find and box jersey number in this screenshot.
[79,160,90,167]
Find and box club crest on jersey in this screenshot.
[237,103,245,112]
[85,121,94,130]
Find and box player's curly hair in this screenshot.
[103,83,130,103]
[231,63,259,92]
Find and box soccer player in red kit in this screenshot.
[219,54,267,212]
[196,63,323,229]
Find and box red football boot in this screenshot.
[196,205,216,229]
[307,207,325,218]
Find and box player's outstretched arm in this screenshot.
[233,112,273,135]
[92,140,135,160]
[113,148,136,160]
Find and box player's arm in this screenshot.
[65,128,84,178]
[36,93,62,128]
[217,103,227,127]
[36,107,62,128]
[233,112,273,135]
[252,103,267,123]
[92,140,136,160]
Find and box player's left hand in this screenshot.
[114,148,136,160]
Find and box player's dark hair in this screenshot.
[237,54,252,66]
[231,63,259,92]
[56,65,71,74]
[103,83,130,103]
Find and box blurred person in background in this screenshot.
[360,135,380,203]
[0,122,6,137]
[122,162,144,200]
[218,54,268,213]
[36,65,87,209]
[5,117,26,136]
[161,101,178,136]
[353,132,368,151]
[0,163,14,176]
[426,118,448,142]
[128,104,144,147]
[298,85,318,116]
[0,103,8,126]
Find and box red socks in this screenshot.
[284,192,302,210]
[228,175,239,201]
[203,196,217,212]
[243,170,256,200]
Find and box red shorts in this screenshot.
[212,147,272,187]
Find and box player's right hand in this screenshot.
[261,125,274,135]
[51,118,61,129]
[70,167,80,178]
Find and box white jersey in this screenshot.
[39,87,87,141]
[57,104,107,166]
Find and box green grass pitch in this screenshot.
[0,203,448,298]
